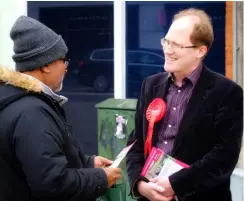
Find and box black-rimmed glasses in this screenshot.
[60,58,70,68]
[161,38,197,50]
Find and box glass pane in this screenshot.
[126,1,226,98]
[90,49,114,60]
[28,1,114,155]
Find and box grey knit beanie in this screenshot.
[10,15,68,72]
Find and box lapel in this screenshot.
[171,66,214,155]
[151,74,170,146]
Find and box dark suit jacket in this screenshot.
[126,66,243,201]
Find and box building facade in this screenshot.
[0,1,243,200]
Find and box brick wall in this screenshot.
[226,2,244,169]
[225,1,233,80]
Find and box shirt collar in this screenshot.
[23,74,68,106]
[186,63,203,86]
[167,63,203,86]
[42,84,68,106]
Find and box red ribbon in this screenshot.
[144,98,166,157]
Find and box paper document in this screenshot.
[109,140,136,168]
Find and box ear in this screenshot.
[40,66,51,74]
[196,45,208,59]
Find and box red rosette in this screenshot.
[144,98,166,156]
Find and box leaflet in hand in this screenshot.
[109,140,136,168]
[141,147,189,180]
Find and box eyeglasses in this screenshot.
[161,38,197,50]
[60,58,70,68]
[60,58,70,75]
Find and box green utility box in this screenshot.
[95,98,137,201]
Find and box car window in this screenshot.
[90,49,113,60]
[128,52,140,63]
[139,52,164,65]
[128,51,164,65]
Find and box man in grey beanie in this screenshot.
[0,15,121,201]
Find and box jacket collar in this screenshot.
[0,66,67,105]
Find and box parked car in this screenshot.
[74,48,165,92]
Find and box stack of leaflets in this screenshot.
[141,147,189,180]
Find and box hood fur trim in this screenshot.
[0,66,43,92]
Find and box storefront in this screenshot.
[0,1,243,200]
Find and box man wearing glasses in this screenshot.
[0,16,122,201]
[126,8,243,201]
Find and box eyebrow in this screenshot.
[166,38,185,47]
[165,38,177,44]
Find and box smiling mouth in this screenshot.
[166,58,177,62]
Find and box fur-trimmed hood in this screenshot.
[0,66,67,108]
[0,66,43,92]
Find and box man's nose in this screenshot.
[163,44,174,54]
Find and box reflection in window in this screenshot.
[90,49,114,60]
[128,51,164,66]
[28,2,114,157]
[35,4,114,94]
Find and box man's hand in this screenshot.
[103,167,122,188]
[150,177,175,197]
[137,180,174,201]
[94,156,113,168]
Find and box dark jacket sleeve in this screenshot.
[169,84,243,198]
[85,155,95,168]
[13,105,108,201]
[126,79,147,197]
